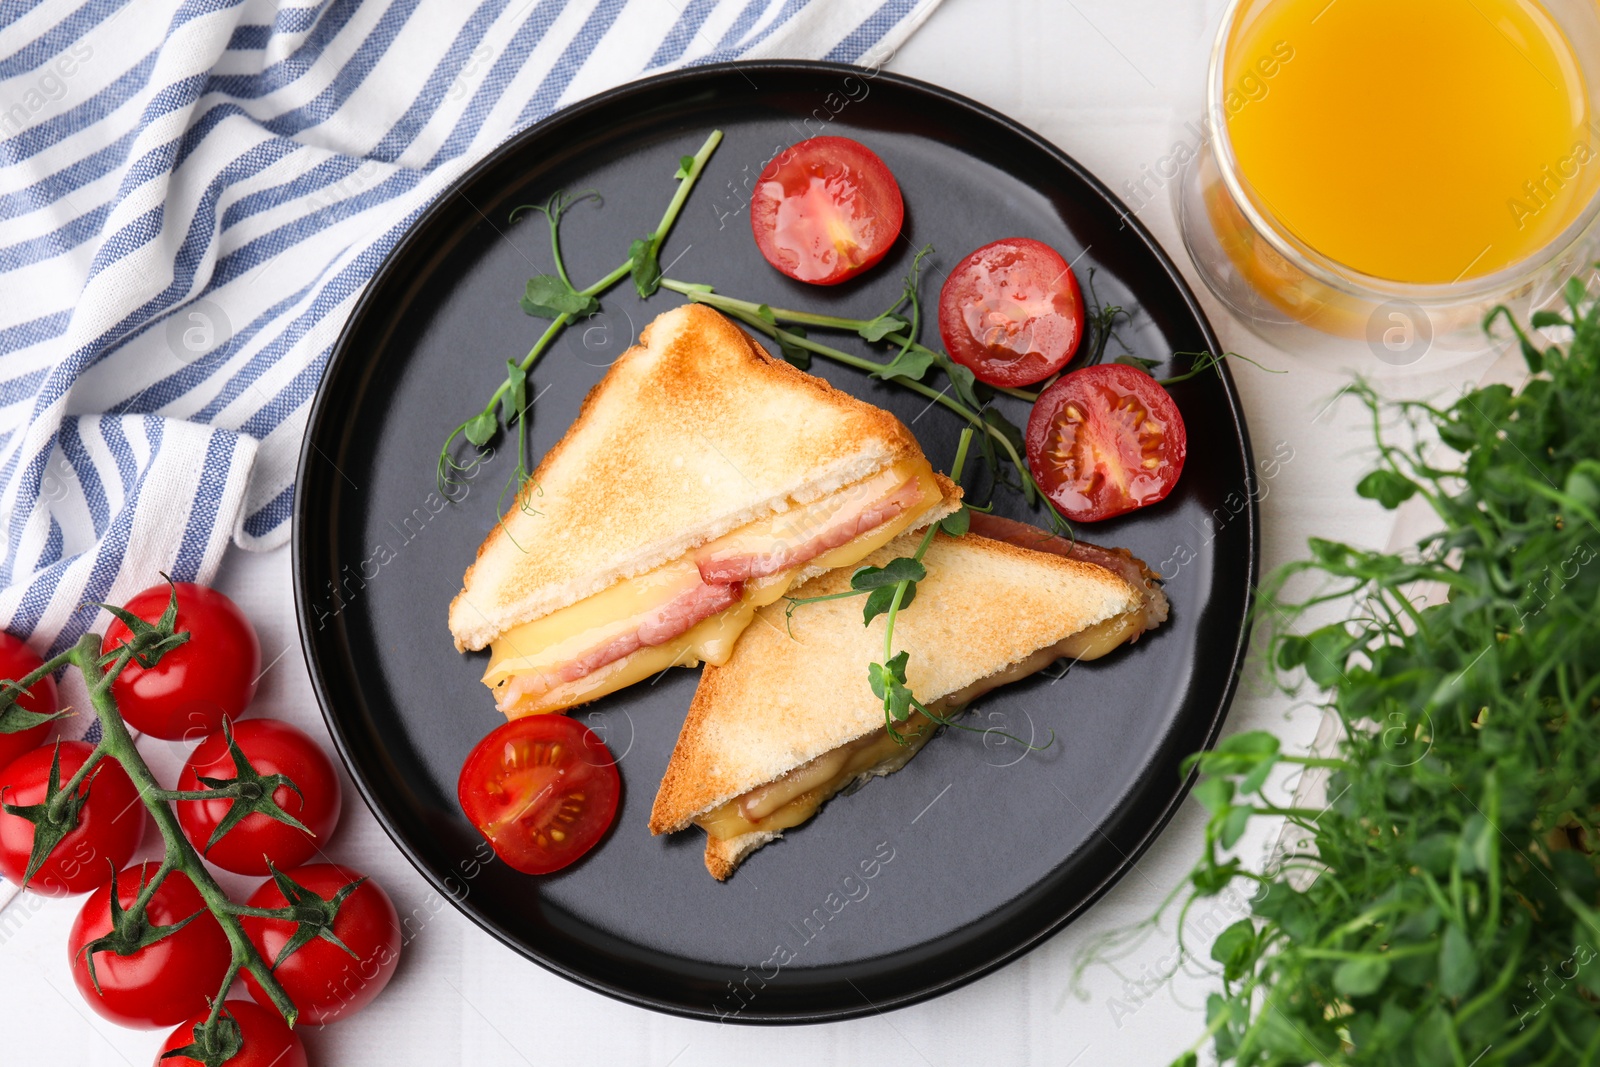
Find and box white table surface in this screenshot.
[2,1,1506,1063]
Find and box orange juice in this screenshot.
[1223,0,1597,284]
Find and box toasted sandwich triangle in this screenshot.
[648,530,1141,841]
[449,303,943,652]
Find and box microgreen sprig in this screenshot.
[436,129,725,498]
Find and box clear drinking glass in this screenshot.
[1176,0,1600,368]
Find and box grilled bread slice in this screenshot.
[650,527,1167,879]
[448,303,960,717]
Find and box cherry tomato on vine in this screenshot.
[239,864,400,1026]
[176,718,342,876]
[158,1000,308,1067]
[458,713,620,876]
[938,238,1085,388]
[1025,362,1188,522]
[67,862,231,1028]
[0,741,146,896]
[0,632,59,772]
[100,582,260,742]
[750,136,904,285]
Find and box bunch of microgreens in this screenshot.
[0,587,357,1064]
[1090,278,1600,1067]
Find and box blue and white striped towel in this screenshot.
[0,0,943,728]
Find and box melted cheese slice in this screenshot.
[484,458,942,717]
[695,712,937,841]
[690,609,1149,842]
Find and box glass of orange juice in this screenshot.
[1177,0,1600,366]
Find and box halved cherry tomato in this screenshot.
[458,714,620,875]
[158,1000,307,1067]
[0,741,147,896]
[177,718,343,876]
[939,238,1085,387]
[1025,363,1187,522]
[0,632,58,772]
[68,863,232,1029]
[101,582,260,742]
[750,136,903,285]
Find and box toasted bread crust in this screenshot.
[449,303,935,651]
[705,829,779,880]
[648,530,1145,837]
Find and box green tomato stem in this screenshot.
[65,634,299,1028]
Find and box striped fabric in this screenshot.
[0,0,944,707]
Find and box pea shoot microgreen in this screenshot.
[1096,280,1600,1067]
[436,129,724,501]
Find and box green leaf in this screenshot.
[939,505,971,537]
[884,649,909,682]
[944,359,982,411]
[1302,624,1354,688]
[1565,467,1600,512]
[851,557,927,591]
[1356,469,1418,509]
[775,326,811,370]
[520,274,597,318]
[982,406,1025,455]
[1192,858,1241,896]
[862,583,914,626]
[1565,274,1589,309]
[1115,354,1161,373]
[1193,776,1234,814]
[463,411,497,447]
[1333,956,1390,996]
[867,652,915,722]
[1530,309,1568,329]
[1252,883,1316,942]
[1214,731,1281,759]
[1208,993,1241,1060]
[628,235,661,298]
[502,359,528,424]
[1455,814,1493,874]
[1209,918,1257,981]
[859,313,910,343]
[1411,1006,1457,1067]
[1273,634,1309,671]
[1409,834,1455,876]
[874,345,936,383]
[1438,923,1479,998]
[1218,804,1252,849]
[673,154,695,181]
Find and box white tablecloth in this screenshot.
[2,1,1506,1063]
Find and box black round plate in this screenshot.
[294,61,1257,1024]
